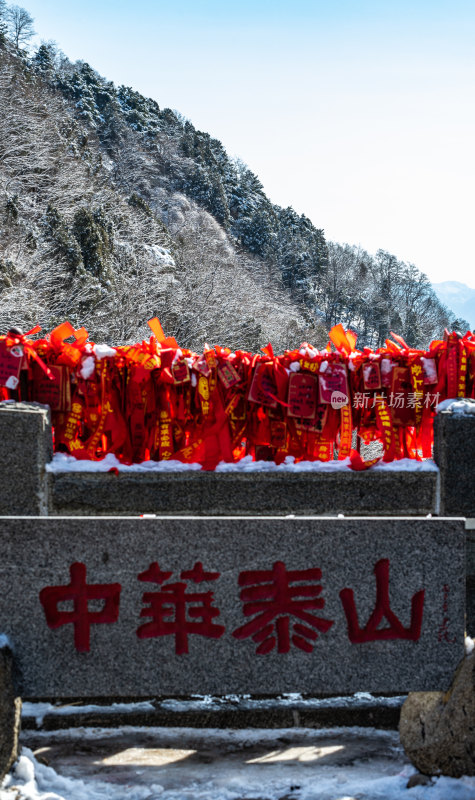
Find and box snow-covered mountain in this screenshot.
[432,281,475,330]
[0,31,466,349]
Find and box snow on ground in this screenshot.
[3,725,474,800]
[46,453,439,474]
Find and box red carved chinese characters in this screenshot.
[136,561,225,654]
[233,561,334,654]
[39,557,430,655]
[339,558,425,643]
[39,562,121,652]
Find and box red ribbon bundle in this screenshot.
[0,319,473,470]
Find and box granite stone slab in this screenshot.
[50,469,438,516]
[434,412,475,516]
[466,526,475,635]
[0,517,465,698]
[0,403,52,515]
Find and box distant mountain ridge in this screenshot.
[432,282,475,331]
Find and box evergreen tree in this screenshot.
[33,43,56,77]
[44,205,83,272]
[72,208,113,278]
[0,0,8,40]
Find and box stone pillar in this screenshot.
[433,410,475,516]
[0,403,52,516]
[434,408,475,635]
[0,640,21,782]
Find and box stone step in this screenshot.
[21,696,405,731]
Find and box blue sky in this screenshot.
[24,0,475,287]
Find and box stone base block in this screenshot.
[0,644,21,782]
[399,652,475,777]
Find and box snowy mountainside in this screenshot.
[0,42,322,349]
[432,281,475,331]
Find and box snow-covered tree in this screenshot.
[7,5,34,49]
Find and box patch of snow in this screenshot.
[371,458,438,472]
[437,398,475,415]
[93,344,116,360]
[5,728,475,800]
[46,452,438,474]
[145,244,175,269]
[5,747,159,800]
[79,356,95,380]
[46,453,202,473]
[305,346,319,358]
[465,636,474,655]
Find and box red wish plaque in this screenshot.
[0,340,23,389]
[172,360,190,384]
[194,356,211,377]
[270,419,287,448]
[381,358,395,388]
[390,366,414,425]
[421,357,438,385]
[363,362,381,390]
[32,363,63,410]
[218,362,242,389]
[318,363,349,404]
[248,364,278,408]
[287,372,317,419]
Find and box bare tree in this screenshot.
[7,5,35,49]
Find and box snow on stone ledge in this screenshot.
[21,700,156,727]
[436,398,475,415]
[46,452,439,474]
